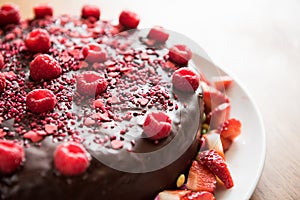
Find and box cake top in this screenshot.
[0,3,201,175]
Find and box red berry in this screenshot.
[26,89,57,114]
[143,111,172,140]
[0,140,24,174]
[34,4,53,19]
[198,149,234,189]
[119,10,140,29]
[212,75,233,91]
[0,53,4,69]
[202,83,230,112]
[221,118,242,143]
[172,68,200,92]
[158,190,215,200]
[30,54,62,81]
[76,71,108,96]
[147,26,169,43]
[186,161,216,193]
[0,3,21,27]
[168,45,192,66]
[54,142,91,176]
[207,102,231,130]
[0,74,6,93]
[25,29,51,53]
[82,44,107,63]
[81,5,100,20]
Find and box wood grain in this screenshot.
[1,0,300,199]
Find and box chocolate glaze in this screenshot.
[0,15,203,200]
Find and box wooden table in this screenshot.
[1,0,300,199]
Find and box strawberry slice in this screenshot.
[220,136,232,152]
[212,75,233,91]
[202,83,229,113]
[207,103,231,130]
[158,190,215,200]
[186,161,216,193]
[197,150,234,189]
[221,118,242,141]
[203,130,224,158]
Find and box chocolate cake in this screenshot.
[0,4,204,200]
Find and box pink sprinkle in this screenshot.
[23,131,44,142]
[111,140,124,150]
[93,99,104,109]
[138,98,149,107]
[45,124,58,134]
[84,118,95,126]
[0,129,6,138]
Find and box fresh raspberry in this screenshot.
[25,29,51,53]
[81,5,100,20]
[198,149,234,189]
[0,74,6,93]
[0,53,4,69]
[0,140,25,174]
[119,10,140,29]
[82,44,107,63]
[147,26,169,43]
[143,111,172,140]
[26,89,57,114]
[168,44,192,66]
[76,71,108,96]
[30,54,62,81]
[34,4,53,19]
[0,3,21,27]
[172,68,200,92]
[54,142,91,176]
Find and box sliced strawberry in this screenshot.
[186,161,216,193]
[186,191,215,200]
[220,118,242,141]
[212,75,233,91]
[220,136,232,152]
[199,72,212,86]
[202,83,229,113]
[158,190,190,200]
[207,103,230,130]
[203,130,224,159]
[158,190,215,200]
[198,150,234,189]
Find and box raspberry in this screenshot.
[0,53,4,69]
[34,4,53,19]
[30,54,62,81]
[168,44,192,66]
[147,26,169,43]
[0,140,25,174]
[76,71,108,96]
[82,44,107,63]
[54,142,91,176]
[25,29,51,53]
[26,89,57,114]
[81,5,100,20]
[172,68,200,92]
[0,74,6,93]
[143,111,172,140]
[119,10,140,29]
[0,3,21,27]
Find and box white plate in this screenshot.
[192,53,266,200]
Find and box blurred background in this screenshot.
[1,0,300,199]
